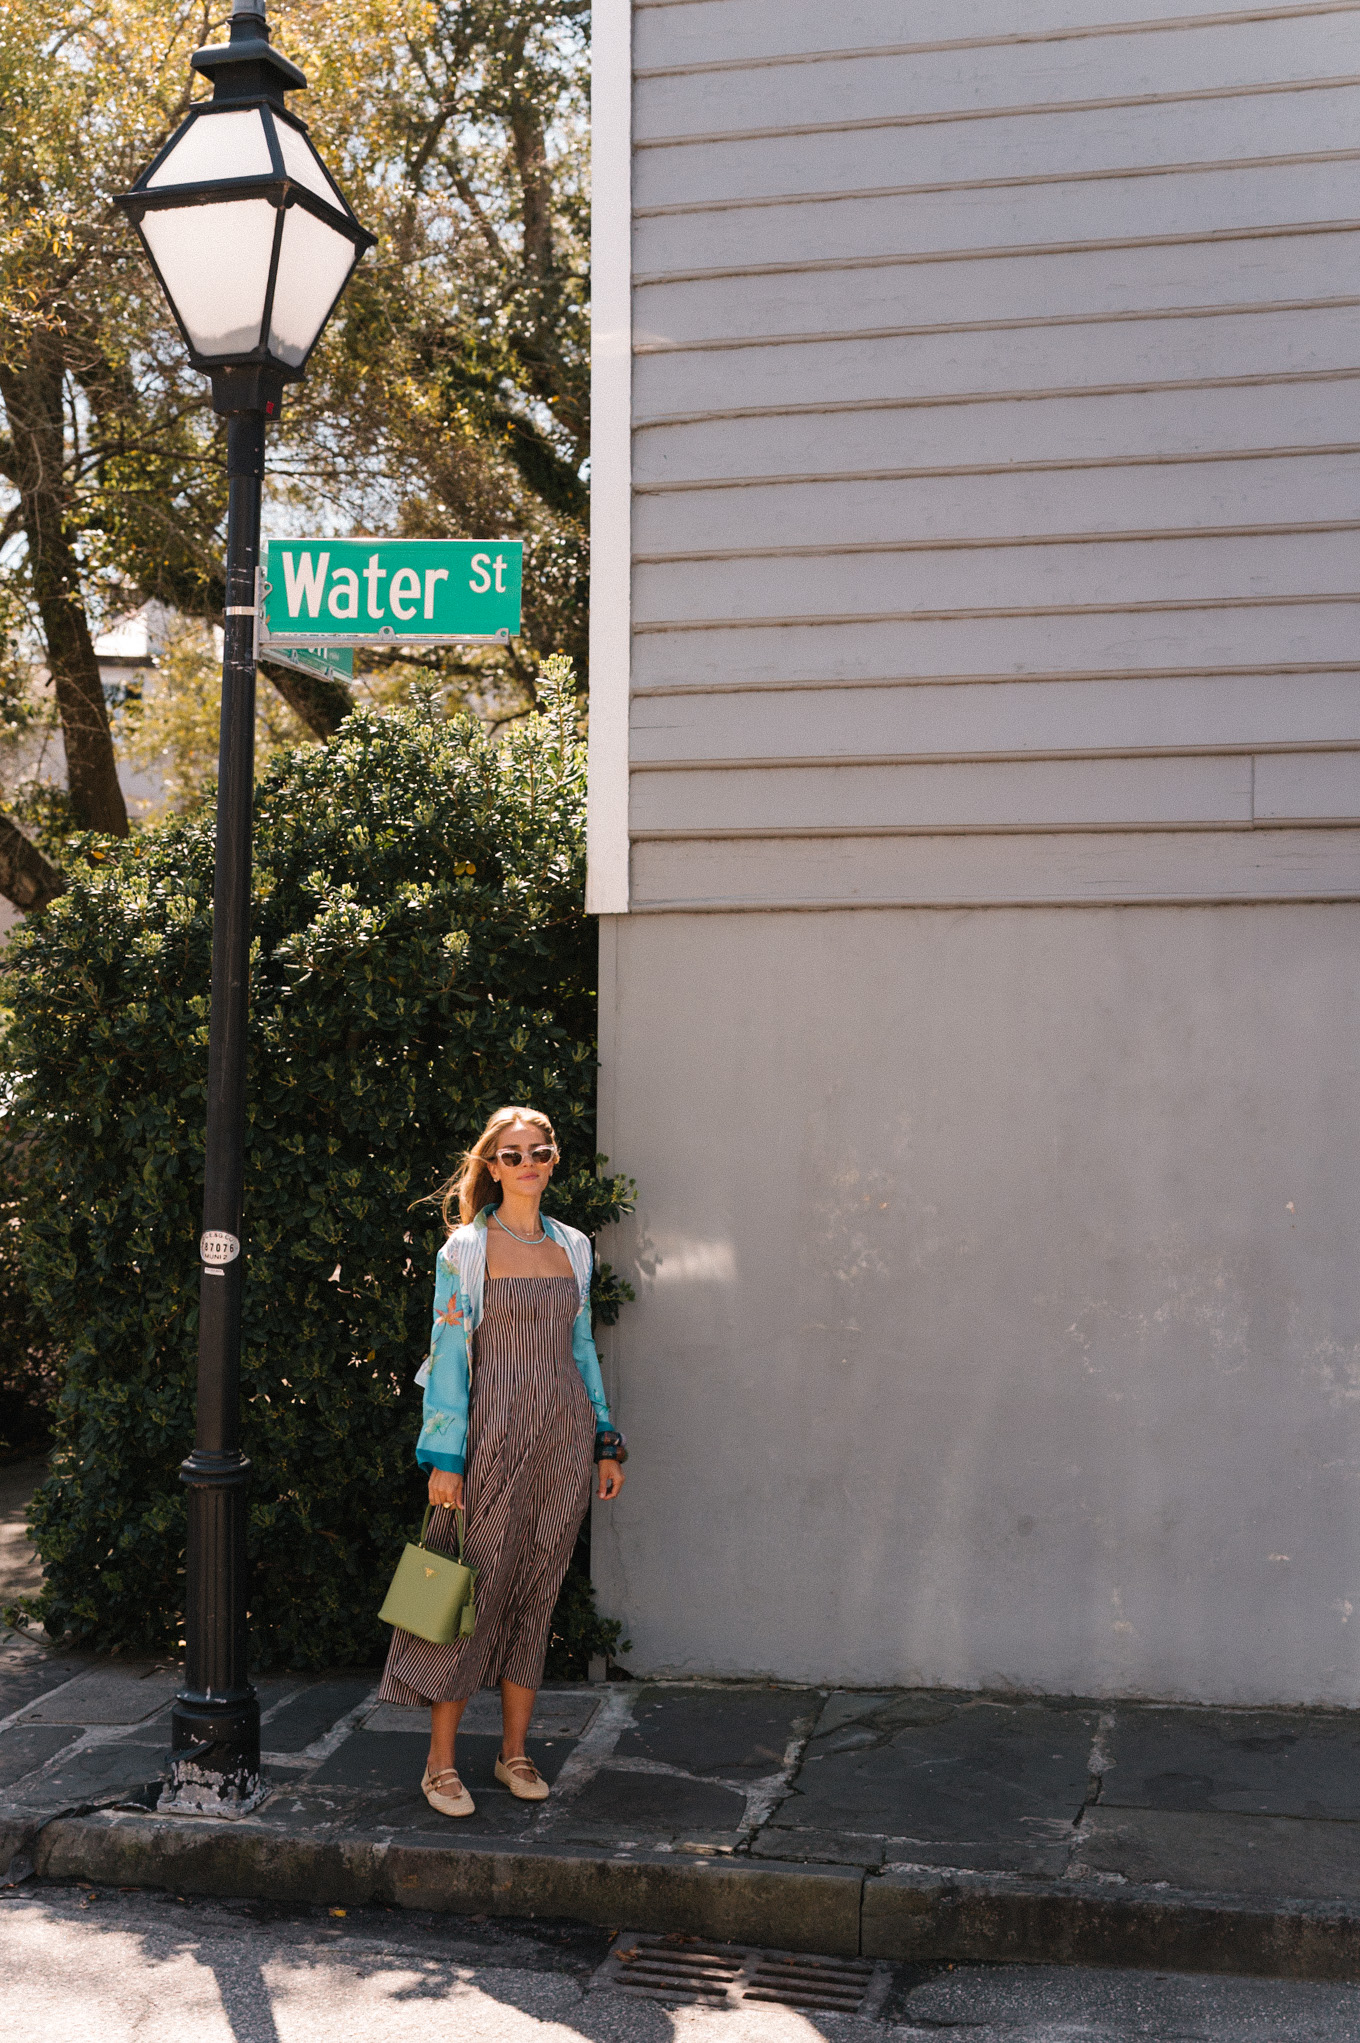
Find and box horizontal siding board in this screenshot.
[633,307,1360,421]
[632,453,1360,553]
[633,2,1354,72]
[634,17,1360,141]
[629,826,1360,907]
[633,229,1360,350]
[632,532,1360,625]
[634,382,1360,483]
[630,604,1360,688]
[630,755,1254,830]
[1254,749,1360,816]
[634,85,1360,207]
[629,673,1360,762]
[635,161,1360,274]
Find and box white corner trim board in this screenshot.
[587,0,633,917]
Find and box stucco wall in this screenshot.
[591,903,1360,1704]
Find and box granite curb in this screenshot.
[6,1804,1360,1979]
[13,1809,865,1955]
[863,1866,1360,1982]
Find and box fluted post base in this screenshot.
[161,1450,262,1814]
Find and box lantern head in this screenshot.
[115,1,374,412]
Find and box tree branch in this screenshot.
[449,168,508,266]
[260,659,354,740]
[509,100,554,282]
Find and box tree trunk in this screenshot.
[260,659,353,740]
[0,330,129,838]
[510,101,554,281]
[0,811,66,913]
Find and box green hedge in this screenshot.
[1,665,632,1668]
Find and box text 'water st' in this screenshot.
[261,537,524,646]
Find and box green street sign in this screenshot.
[262,643,354,684]
[260,538,522,648]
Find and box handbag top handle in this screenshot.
[419,1503,466,1562]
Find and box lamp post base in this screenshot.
[167,1448,261,1814]
[160,1694,265,1815]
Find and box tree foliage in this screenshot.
[0,0,592,897]
[123,618,312,818]
[265,0,593,703]
[1,664,631,1666]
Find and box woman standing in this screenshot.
[377,1106,627,1816]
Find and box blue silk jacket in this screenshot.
[412,1207,613,1474]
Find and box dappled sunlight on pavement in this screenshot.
[0,1462,45,1605]
[6,1884,1360,2043]
[0,1887,863,2043]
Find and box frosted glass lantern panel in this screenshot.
[146,109,272,188]
[141,198,277,355]
[275,121,344,210]
[267,205,357,365]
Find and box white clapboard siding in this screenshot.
[630,828,1360,909]
[636,161,1360,275]
[629,674,1360,763]
[632,0,1339,72]
[635,307,1360,421]
[635,381,1360,484]
[1254,750,1360,817]
[633,453,1360,554]
[620,1,1360,907]
[635,16,1360,140]
[634,533,1359,626]
[633,750,1360,833]
[634,231,1360,350]
[631,606,1360,690]
[635,87,1360,210]
[632,756,1256,832]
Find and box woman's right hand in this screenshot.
[428,1467,464,1511]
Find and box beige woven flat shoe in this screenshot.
[495,1753,549,1800]
[422,1764,474,1817]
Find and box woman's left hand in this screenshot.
[597,1457,625,1501]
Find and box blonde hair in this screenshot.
[436,1105,558,1229]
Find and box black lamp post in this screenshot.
[116,0,374,1812]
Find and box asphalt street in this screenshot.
[3,1882,1360,2043]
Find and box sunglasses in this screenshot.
[494,1145,557,1168]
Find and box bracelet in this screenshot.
[594,1428,628,1464]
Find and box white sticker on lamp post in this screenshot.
[260,538,522,647]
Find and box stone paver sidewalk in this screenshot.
[3,1624,1359,1978]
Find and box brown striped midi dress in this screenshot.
[378,1275,594,1704]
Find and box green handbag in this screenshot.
[378,1505,477,1645]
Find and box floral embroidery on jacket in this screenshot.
[434,1297,464,1329]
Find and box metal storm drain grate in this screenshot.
[745,1949,879,2013]
[595,1932,880,2013]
